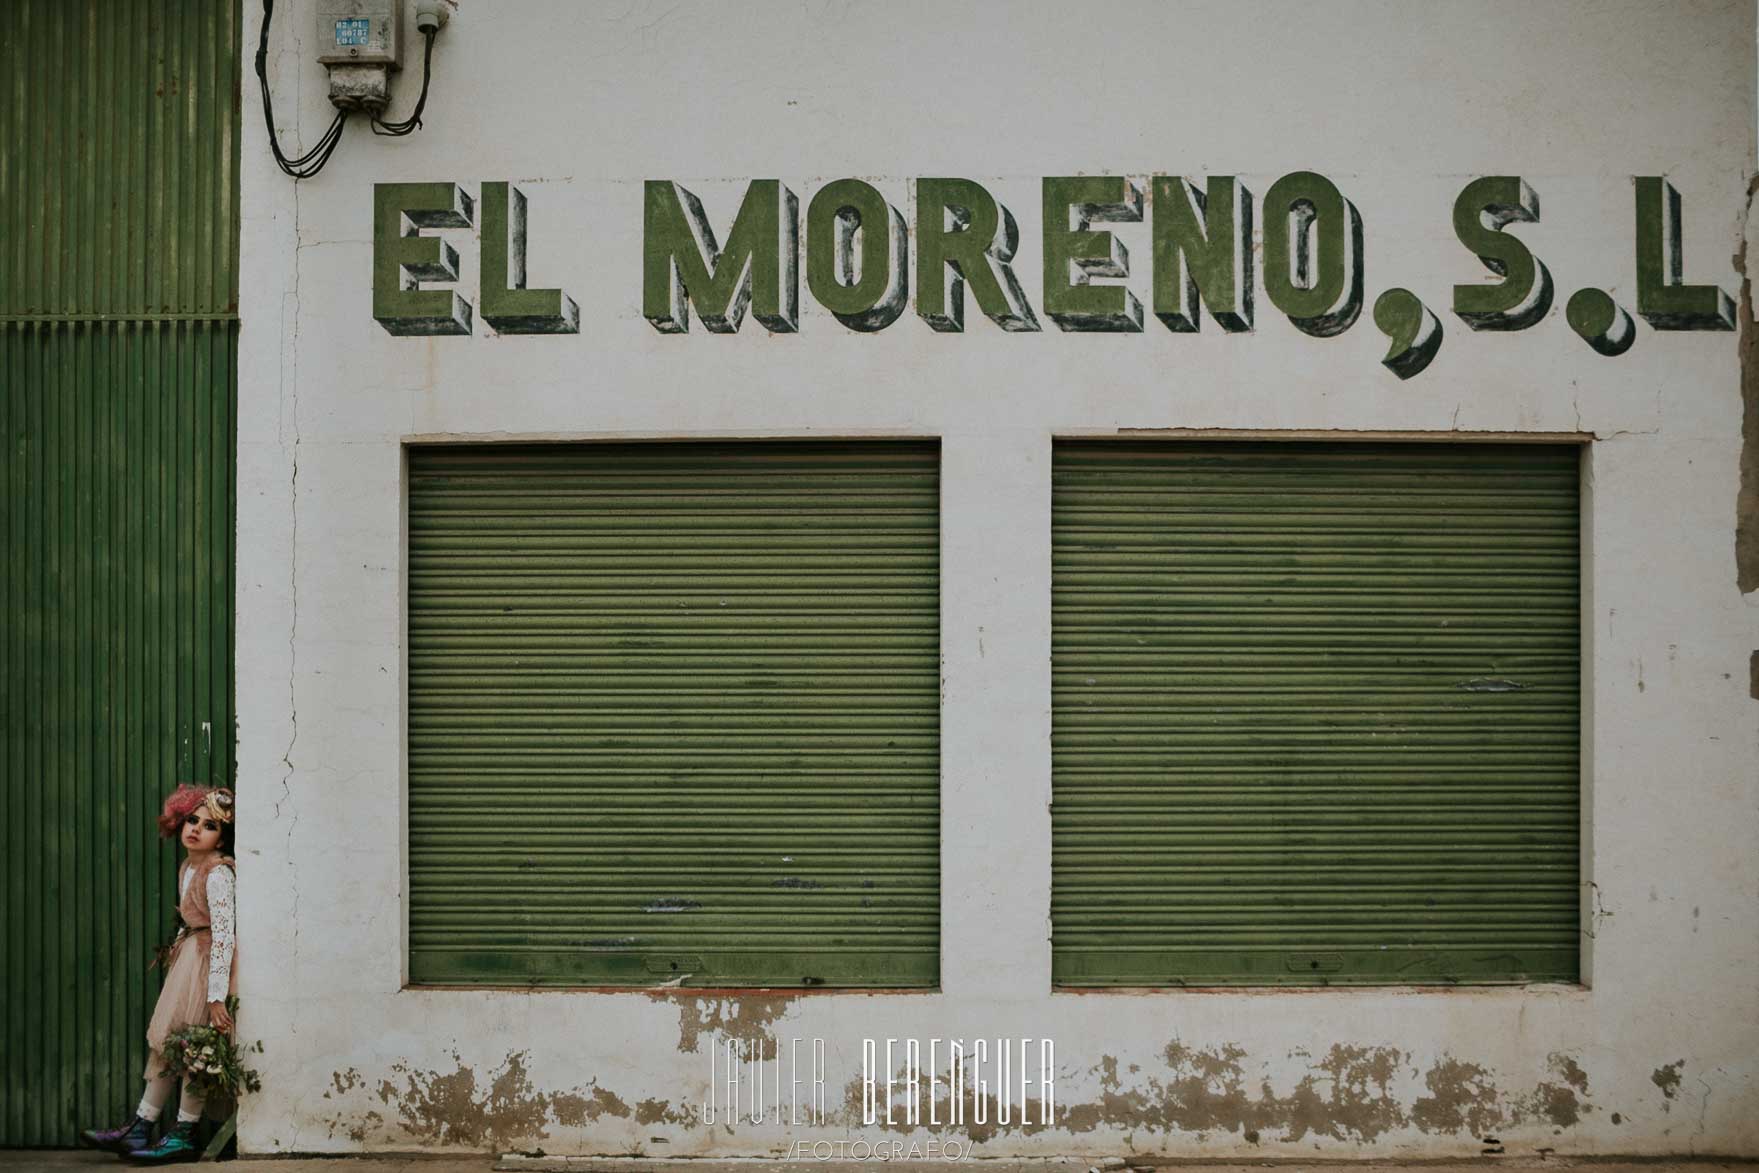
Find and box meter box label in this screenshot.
[316,2,400,65]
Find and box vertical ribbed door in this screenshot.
[1051,441,1580,985]
[0,0,240,1145]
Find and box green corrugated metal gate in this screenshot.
[1051,440,1580,986]
[1,0,239,1146]
[406,442,940,987]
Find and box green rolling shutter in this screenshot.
[407,441,939,987]
[1051,440,1580,986]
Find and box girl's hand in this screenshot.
[208,1000,233,1032]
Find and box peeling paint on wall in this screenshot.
[836,1069,1055,1145]
[1411,1057,1502,1135]
[327,1067,364,1097]
[1053,1044,1598,1146]
[1056,1043,1410,1143]
[1737,174,1759,592]
[1653,1059,1686,1107]
[329,1049,698,1150]
[550,1087,633,1128]
[1525,1081,1584,1127]
[376,1050,553,1148]
[295,1036,1740,1157]
[1507,1054,1593,1130]
[636,1097,701,1126]
[654,994,798,1055]
[1554,1055,1591,1094]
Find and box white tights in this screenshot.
[137,1050,207,1124]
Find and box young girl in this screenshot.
[79,784,238,1164]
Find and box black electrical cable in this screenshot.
[370,28,436,136]
[255,0,446,175]
[256,0,348,179]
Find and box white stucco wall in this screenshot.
[237,0,1759,1158]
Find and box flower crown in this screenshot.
[199,788,236,826]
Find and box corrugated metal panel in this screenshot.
[1051,440,1580,986]
[0,0,240,321]
[2,321,237,1142]
[407,442,940,987]
[1,0,239,1147]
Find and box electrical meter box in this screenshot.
[316,0,401,67]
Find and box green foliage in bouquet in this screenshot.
[158,996,264,1099]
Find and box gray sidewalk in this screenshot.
[0,1154,491,1172]
[1,1153,493,1173]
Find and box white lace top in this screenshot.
[179,862,236,1003]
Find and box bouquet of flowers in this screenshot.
[158,996,264,1100]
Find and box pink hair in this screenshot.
[157,784,214,840]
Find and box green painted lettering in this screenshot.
[372,182,474,336]
[806,179,908,331]
[1042,176,1143,332]
[643,180,799,334]
[1262,171,1362,337]
[1567,288,1636,355]
[1451,176,1552,331]
[915,178,1039,332]
[480,182,579,335]
[1372,288,1442,379]
[1634,177,1734,330]
[1151,176,1252,332]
